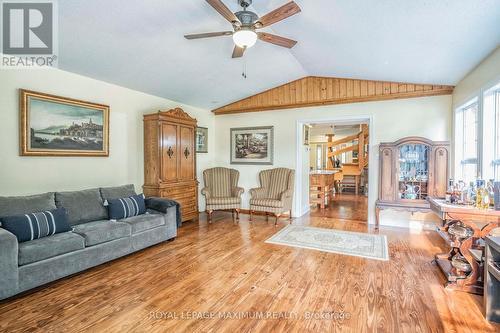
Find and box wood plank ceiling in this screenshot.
[212,76,454,115]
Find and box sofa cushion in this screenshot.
[106,194,146,220]
[100,184,136,201]
[0,208,71,243]
[18,232,85,266]
[122,213,165,234]
[0,192,56,218]
[206,197,241,205]
[55,188,107,225]
[250,198,284,208]
[72,220,131,246]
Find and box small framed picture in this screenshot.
[303,125,310,146]
[196,127,208,153]
[230,126,273,165]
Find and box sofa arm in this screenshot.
[0,228,19,300]
[232,187,244,197]
[249,188,267,199]
[145,197,181,228]
[201,187,211,199]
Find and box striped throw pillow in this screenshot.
[106,194,146,220]
[0,208,71,242]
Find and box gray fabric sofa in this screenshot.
[0,185,177,300]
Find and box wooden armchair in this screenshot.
[249,168,295,225]
[201,167,244,223]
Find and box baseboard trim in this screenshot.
[203,209,292,217]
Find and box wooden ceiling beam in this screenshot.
[212,76,454,115]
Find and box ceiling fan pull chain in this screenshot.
[242,58,247,79]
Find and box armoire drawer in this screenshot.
[176,197,196,209]
[161,186,196,198]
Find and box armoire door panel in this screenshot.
[161,123,178,182]
[380,148,394,201]
[433,146,449,197]
[179,126,194,180]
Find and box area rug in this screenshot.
[265,225,389,261]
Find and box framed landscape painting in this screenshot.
[20,89,109,156]
[196,127,208,153]
[230,126,273,165]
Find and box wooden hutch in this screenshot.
[143,108,199,222]
[375,136,450,229]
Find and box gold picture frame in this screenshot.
[20,89,109,156]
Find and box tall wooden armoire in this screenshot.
[143,108,199,222]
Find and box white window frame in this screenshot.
[454,78,500,181]
[454,98,479,182]
[485,84,500,179]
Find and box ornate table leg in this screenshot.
[375,206,380,231]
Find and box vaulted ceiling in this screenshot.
[58,0,500,109]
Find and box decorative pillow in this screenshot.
[0,208,71,243]
[105,194,146,220]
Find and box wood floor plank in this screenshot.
[0,194,498,332]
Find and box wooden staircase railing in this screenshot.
[327,124,368,173]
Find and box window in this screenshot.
[483,82,500,180]
[316,144,322,170]
[454,98,479,183]
[454,81,500,182]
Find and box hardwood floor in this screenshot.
[310,193,368,222]
[0,209,498,332]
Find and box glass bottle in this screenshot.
[446,179,454,203]
[457,180,466,205]
[468,181,476,205]
[487,179,495,207]
[476,180,490,209]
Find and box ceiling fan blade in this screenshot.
[258,32,297,48]
[232,45,246,58]
[256,1,301,28]
[206,0,240,24]
[184,31,233,39]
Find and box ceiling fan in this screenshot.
[184,0,301,58]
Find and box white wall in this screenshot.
[453,46,500,108]
[213,95,452,227]
[0,69,214,210]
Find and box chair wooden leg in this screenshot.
[266,212,269,222]
[289,210,292,223]
[232,210,234,220]
[275,213,281,226]
[235,208,240,222]
[250,210,253,221]
[207,210,213,223]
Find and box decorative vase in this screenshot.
[494,181,500,211]
[448,221,474,240]
[451,255,472,273]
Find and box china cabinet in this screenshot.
[375,136,450,229]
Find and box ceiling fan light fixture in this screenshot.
[232,29,257,48]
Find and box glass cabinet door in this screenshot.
[398,144,430,200]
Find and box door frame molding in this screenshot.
[295,115,375,225]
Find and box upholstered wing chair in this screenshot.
[201,167,244,223]
[249,168,295,225]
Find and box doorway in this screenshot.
[295,116,373,225]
